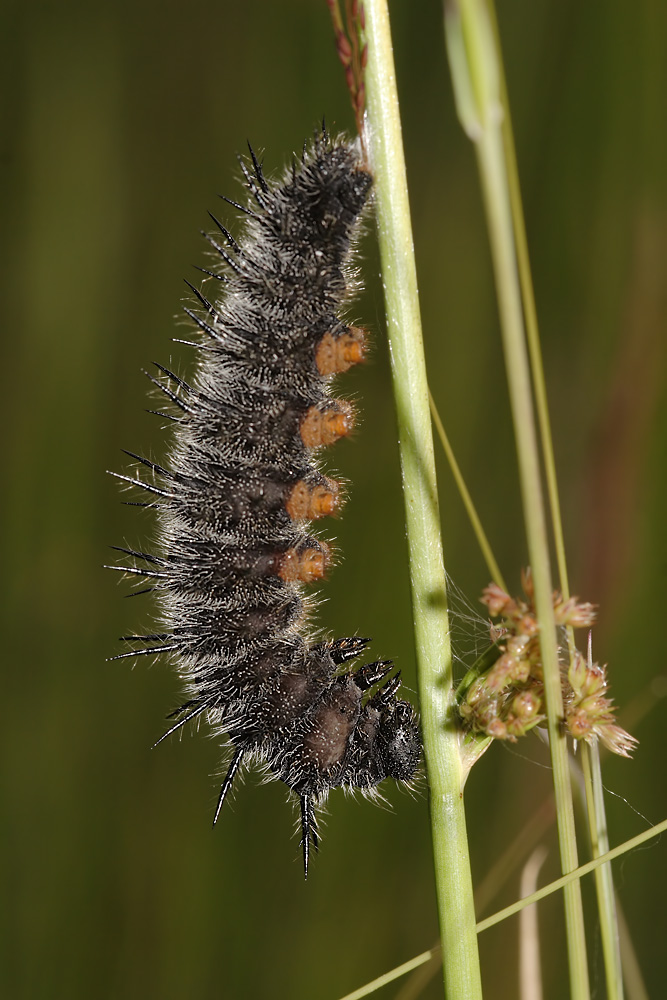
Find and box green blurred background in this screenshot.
[2,1,665,997]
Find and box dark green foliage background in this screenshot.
[2,1,665,997]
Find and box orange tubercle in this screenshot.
[286,479,340,521]
[277,543,330,583]
[315,327,367,375]
[300,401,354,448]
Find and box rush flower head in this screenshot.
[564,648,638,758]
[460,572,636,758]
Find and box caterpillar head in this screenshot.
[293,660,421,878]
[332,669,421,793]
[374,698,421,783]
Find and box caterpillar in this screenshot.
[110,127,421,877]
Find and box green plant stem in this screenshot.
[396,795,557,1000]
[581,742,624,998]
[485,2,570,605]
[617,904,650,1000]
[429,389,506,590]
[476,817,667,932]
[443,1,590,996]
[337,952,437,1000]
[484,1,625,992]
[362,2,483,997]
[337,816,667,1000]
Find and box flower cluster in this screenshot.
[564,649,638,757]
[458,570,637,757]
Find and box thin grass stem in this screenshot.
[476,816,667,933]
[336,951,435,1000]
[617,904,650,1000]
[581,741,624,998]
[429,389,506,590]
[443,0,590,995]
[484,1,570,605]
[337,816,667,1000]
[362,2,483,997]
[486,0,626,991]
[519,847,549,1000]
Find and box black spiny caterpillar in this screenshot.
[110,128,421,877]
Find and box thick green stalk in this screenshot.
[363,2,483,997]
[443,1,590,996]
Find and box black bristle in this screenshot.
[193,264,228,282]
[206,213,241,253]
[218,193,257,219]
[247,141,269,194]
[183,306,223,343]
[142,369,192,414]
[201,230,243,274]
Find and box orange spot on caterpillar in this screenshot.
[315,327,367,375]
[300,401,354,448]
[277,543,330,583]
[285,478,341,520]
